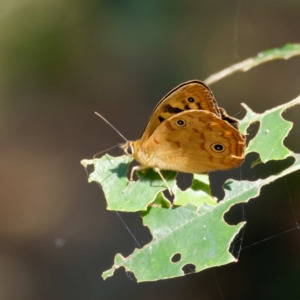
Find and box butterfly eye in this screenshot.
[188,97,195,103]
[211,143,226,153]
[125,145,134,155]
[176,119,186,127]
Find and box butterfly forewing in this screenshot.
[139,80,221,144]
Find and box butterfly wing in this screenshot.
[139,80,221,144]
[219,107,239,129]
[137,110,245,174]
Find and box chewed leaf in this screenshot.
[82,43,300,282]
[82,96,300,212]
[99,96,300,281]
[173,174,216,206]
[81,155,175,211]
[81,155,214,212]
[103,204,243,282]
[205,43,300,85]
[102,153,300,282]
[240,96,300,163]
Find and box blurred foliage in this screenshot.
[1,0,300,298]
[0,0,97,88]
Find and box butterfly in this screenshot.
[120,80,245,191]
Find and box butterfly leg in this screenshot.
[153,167,173,196]
[122,165,146,194]
[123,165,173,195]
[130,165,144,181]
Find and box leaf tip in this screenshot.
[102,268,115,280]
[81,159,93,167]
[102,253,126,280]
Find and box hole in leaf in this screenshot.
[229,225,246,259]
[163,189,175,203]
[171,253,181,263]
[249,156,294,180]
[83,164,94,175]
[176,173,193,190]
[224,203,245,225]
[182,263,196,275]
[283,105,300,153]
[209,154,255,200]
[245,121,259,147]
[127,212,152,248]
[113,268,137,281]
[125,271,137,282]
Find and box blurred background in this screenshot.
[1,0,300,299]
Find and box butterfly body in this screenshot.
[122,80,245,180]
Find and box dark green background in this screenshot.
[1,0,300,299]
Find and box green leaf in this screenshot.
[103,204,242,282]
[240,96,300,163]
[102,153,300,282]
[82,44,300,282]
[173,174,215,206]
[204,43,300,86]
[81,155,215,211]
[98,95,300,281]
[81,155,177,212]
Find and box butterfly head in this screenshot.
[122,141,140,157]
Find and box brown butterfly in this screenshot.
[121,80,245,191]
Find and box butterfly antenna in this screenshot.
[94,112,128,142]
[93,144,121,158]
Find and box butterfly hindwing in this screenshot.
[139,110,245,174]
